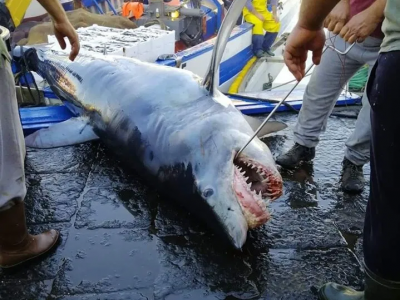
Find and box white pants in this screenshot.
[0,38,26,210]
[293,33,382,166]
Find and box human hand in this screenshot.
[256,12,266,22]
[323,0,350,34]
[283,25,326,81]
[273,12,280,23]
[53,19,80,61]
[339,8,380,43]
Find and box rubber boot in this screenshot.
[262,32,278,56]
[319,265,400,300]
[275,143,315,168]
[252,34,269,58]
[0,199,59,268]
[340,157,365,193]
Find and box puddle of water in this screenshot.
[56,228,160,294]
[88,195,136,223]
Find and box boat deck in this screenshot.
[0,109,367,299]
[231,94,361,115]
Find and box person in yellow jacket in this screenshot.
[0,0,79,269]
[243,0,280,58]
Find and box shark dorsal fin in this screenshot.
[202,0,248,95]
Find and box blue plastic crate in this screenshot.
[20,105,74,136]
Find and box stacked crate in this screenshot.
[47,24,176,62]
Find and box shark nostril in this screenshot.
[203,188,214,198]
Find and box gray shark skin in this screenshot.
[23,0,284,249]
[24,48,283,249]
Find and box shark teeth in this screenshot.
[233,164,272,218]
[234,159,275,203]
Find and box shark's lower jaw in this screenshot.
[233,156,283,228]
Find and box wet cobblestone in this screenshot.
[0,110,368,299]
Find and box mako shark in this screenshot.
[23,0,285,249]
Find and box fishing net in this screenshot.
[349,64,368,92]
[13,8,137,46]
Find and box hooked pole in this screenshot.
[235,49,328,159]
[235,62,315,159]
[235,37,356,158]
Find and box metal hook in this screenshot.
[235,60,318,159]
[235,46,330,159]
[326,36,357,55]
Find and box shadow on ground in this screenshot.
[0,111,368,300]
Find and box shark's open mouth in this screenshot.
[233,156,283,228]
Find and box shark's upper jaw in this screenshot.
[233,154,283,229]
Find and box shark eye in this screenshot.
[203,188,214,198]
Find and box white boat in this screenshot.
[24,0,76,21]
[13,0,361,135]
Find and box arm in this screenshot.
[245,0,265,21]
[270,0,279,22]
[339,0,386,43]
[36,0,80,61]
[364,0,386,23]
[323,0,350,34]
[298,0,341,30]
[36,0,68,23]
[245,0,254,11]
[283,0,340,80]
[269,0,278,11]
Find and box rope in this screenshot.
[143,19,167,30]
[349,64,368,92]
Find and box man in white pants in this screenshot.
[276,0,385,194]
[0,0,79,268]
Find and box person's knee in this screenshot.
[244,13,259,24]
[252,22,264,35]
[273,22,281,32]
[263,21,280,33]
[245,14,263,35]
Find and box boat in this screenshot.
[10,0,361,136]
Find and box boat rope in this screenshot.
[143,19,168,30]
[348,64,368,92]
[14,45,41,107]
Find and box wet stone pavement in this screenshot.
[0,108,369,300]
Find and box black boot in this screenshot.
[275,143,315,168]
[262,32,278,56]
[340,158,365,193]
[318,265,400,300]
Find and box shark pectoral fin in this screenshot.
[25,116,99,149]
[242,114,287,138]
